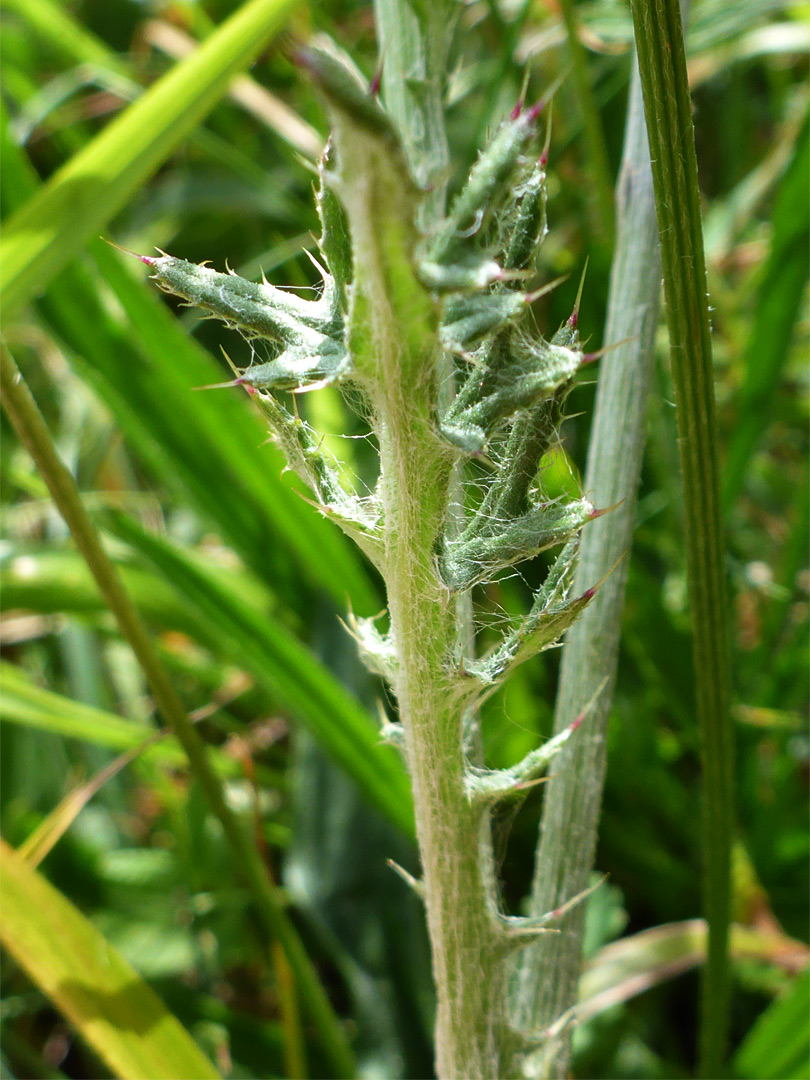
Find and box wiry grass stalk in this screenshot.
[630,0,734,1073]
[0,343,356,1080]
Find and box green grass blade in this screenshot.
[1,0,131,76]
[0,0,300,318]
[723,116,810,507]
[4,0,320,164]
[0,660,257,781]
[0,53,378,625]
[0,545,205,629]
[558,0,615,246]
[0,540,408,834]
[0,94,40,213]
[733,968,810,1080]
[0,344,356,1079]
[103,509,415,838]
[0,836,221,1080]
[629,1,735,1073]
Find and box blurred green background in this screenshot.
[1,0,807,1077]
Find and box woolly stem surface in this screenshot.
[376,338,504,1080]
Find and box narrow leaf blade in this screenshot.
[0,0,300,316]
[0,837,221,1080]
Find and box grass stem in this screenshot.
[629,0,735,1072]
[0,344,356,1080]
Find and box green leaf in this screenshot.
[103,510,415,838]
[723,117,810,506]
[0,0,301,317]
[0,660,260,781]
[630,1,735,1071]
[0,837,221,1080]
[1,0,131,76]
[734,968,810,1080]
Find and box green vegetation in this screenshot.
[1,0,807,1077]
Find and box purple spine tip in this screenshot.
[581,587,596,602]
[568,310,579,328]
[570,712,585,732]
[510,100,524,121]
[139,254,156,266]
[539,148,549,168]
[369,68,382,97]
[526,97,546,123]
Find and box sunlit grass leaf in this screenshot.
[103,510,415,836]
[0,837,221,1080]
[733,966,810,1080]
[0,659,266,782]
[0,0,301,317]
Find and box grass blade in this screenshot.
[0,0,300,317]
[0,836,220,1080]
[629,0,735,1072]
[0,344,356,1079]
[0,659,265,781]
[723,117,810,507]
[733,967,810,1080]
[103,508,415,837]
[1,0,131,75]
[558,0,615,246]
[0,100,378,613]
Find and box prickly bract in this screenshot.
[135,44,601,1072]
[137,39,598,682]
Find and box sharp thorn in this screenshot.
[192,378,246,391]
[387,859,424,897]
[526,273,570,304]
[102,237,156,265]
[589,499,625,520]
[569,257,589,328]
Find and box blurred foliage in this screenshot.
[0,0,807,1077]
